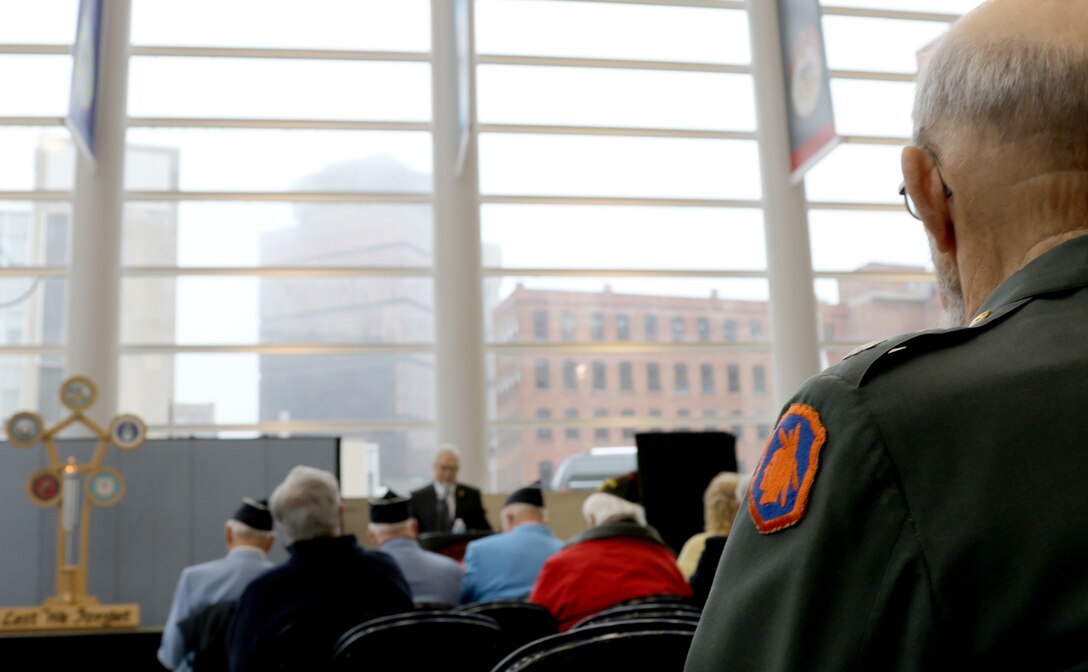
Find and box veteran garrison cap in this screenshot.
[504,480,545,508]
[231,497,274,531]
[370,488,412,524]
[598,471,641,504]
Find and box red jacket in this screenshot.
[529,522,693,631]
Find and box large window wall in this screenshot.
[0,0,985,494]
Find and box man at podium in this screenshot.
[409,445,492,533]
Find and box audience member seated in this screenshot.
[224,466,413,671]
[158,497,276,672]
[686,472,750,608]
[368,488,463,607]
[528,491,692,632]
[461,481,563,605]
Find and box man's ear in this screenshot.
[901,146,955,254]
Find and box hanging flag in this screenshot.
[777,0,839,184]
[65,0,104,165]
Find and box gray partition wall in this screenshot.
[1,436,339,627]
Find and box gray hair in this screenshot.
[913,37,1088,166]
[368,520,413,537]
[225,519,275,545]
[269,465,342,544]
[502,502,547,523]
[582,492,646,528]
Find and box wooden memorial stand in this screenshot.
[0,376,147,632]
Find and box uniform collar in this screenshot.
[511,522,553,536]
[976,234,1088,318]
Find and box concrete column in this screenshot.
[747,0,822,411]
[65,0,132,426]
[431,0,488,488]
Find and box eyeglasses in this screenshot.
[898,155,953,220]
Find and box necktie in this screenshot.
[436,491,450,531]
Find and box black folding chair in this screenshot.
[455,600,559,656]
[331,610,506,671]
[570,602,702,630]
[614,593,699,609]
[491,624,695,672]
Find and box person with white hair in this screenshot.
[459,481,563,604]
[409,444,492,533]
[158,498,276,671]
[225,466,413,671]
[529,487,691,631]
[688,1,1088,669]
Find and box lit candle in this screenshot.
[61,456,81,535]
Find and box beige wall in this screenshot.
[346,491,592,549]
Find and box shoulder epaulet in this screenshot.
[831,296,1033,388]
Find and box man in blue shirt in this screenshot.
[368,489,464,607]
[461,482,563,604]
[158,498,276,671]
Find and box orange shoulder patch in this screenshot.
[748,403,827,534]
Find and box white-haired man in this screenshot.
[409,444,492,533]
[460,481,563,604]
[688,1,1088,669]
[158,498,275,671]
[225,466,413,672]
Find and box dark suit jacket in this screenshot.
[410,483,492,533]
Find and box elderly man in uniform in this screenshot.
[158,498,275,671]
[368,489,464,607]
[460,481,563,604]
[687,1,1088,670]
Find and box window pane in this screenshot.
[478,66,755,131]
[129,58,431,121]
[121,277,433,345]
[0,278,66,345]
[0,128,74,191]
[476,1,750,64]
[479,135,761,200]
[488,277,771,345]
[131,0,430,51]
[120,352,436,425]
[809,210,933,271]
[804,144,904,204]
[0,1,78,43]
[816,276,942,347]
[0,202,71,266]
[0,354,66,423]
[821,0,982,17]
[823,16,950,74]
[831,79,915,138]
[482,205,766,271]
[0,56,72,116]
[124,202,433,267]
[125,129,432,193]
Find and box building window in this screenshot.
[535,359,549,389]
[750,319,764,341]
[591,313,604,341]
[677,408,690,432]
[563,360,578,391]
[561,311,576,341]
[671,316,684,341]
[700,363,714,394]
[619,361,633,392]
[594,408,609,441]
[616,314,630,341]
[647,362,661,392]
[644,315,658,341]
[754,365,767,395]
[593,361,607,391]
[649,408,663,432]
[703,409,716,432]
[537,409,552,441]
[621,409,635,440]
[533,310,548,341]
[565,408,579,440]
[731,425,744,440]
[675,363,689,393]
[757,423,772,443]
[697,317,710,341]
[727,364,740,394]
[724,318,738,342]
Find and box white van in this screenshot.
[549,446,638,492]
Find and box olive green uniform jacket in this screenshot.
[686,235,1088,671]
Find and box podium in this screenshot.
[419,531,494,562]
